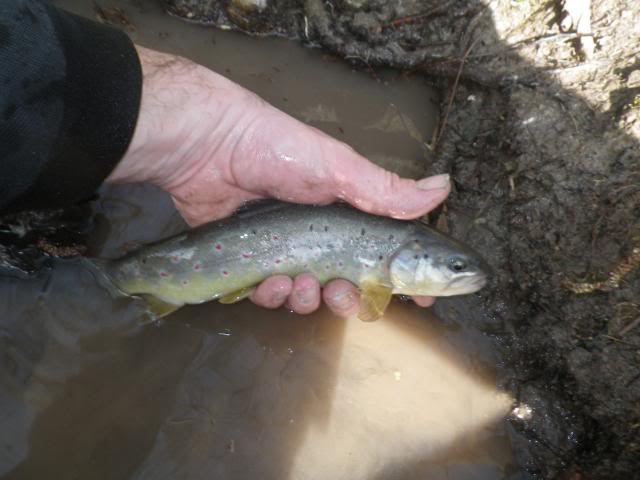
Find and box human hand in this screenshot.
[107,46,449,316]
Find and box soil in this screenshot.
[2,0,638,478]
[159,0,640,478]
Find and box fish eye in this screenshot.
[448,258,468,273]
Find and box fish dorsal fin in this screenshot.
[218,287,255,304]
[141,294,181,318]
[358,282,393,322]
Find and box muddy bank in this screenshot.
[159,0,640,478]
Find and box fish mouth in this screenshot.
[447,273,488,294]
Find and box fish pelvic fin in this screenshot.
[218,287,255,304]
[141,294,181,318]
[358,282,393,322]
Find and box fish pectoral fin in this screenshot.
[218,287,255,304]
[358,283,393,322]
[141,294,181,318]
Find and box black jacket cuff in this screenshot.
[0,0,142,213]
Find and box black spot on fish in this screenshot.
[309,224,314,232]
[388,234,394,241]
[142,259,147,264]
[423,254,429,259]
[251,229,257,235]
[324,226,329,232]
[378,255,384,261]
[361,229,366,236]
[413,254,420,260]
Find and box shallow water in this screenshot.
[0,1,518,478]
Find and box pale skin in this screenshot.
[107,46,449,317]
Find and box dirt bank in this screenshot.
[158,0,640,478]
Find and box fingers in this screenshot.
[323,279,360,317]
[250,275,292,308]
[251,275,435,316]
[231,106,450,221]
[326,141,451,219]
[286,274,321,314]
[412,296,436,308]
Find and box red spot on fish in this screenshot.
[194,263,203,271]
[159,271,169,277]
[242,253,252,259]
[214,244,222,251]
[272,235,279,241]
[275,259,281,264]
[222,270,229,276]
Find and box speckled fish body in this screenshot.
[101,202,488,320]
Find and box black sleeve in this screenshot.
[0,0,142,213]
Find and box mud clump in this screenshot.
[159,0,640,478]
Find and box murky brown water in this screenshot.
[0,1,518,478]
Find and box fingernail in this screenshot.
[416,174,450,190]
[329,290,357,311]
[294,287,314,306]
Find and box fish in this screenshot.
[97,202,489,321]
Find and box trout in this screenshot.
[99,202,489,321]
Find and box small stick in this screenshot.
[379,1,454,31]
[433,37,479,149]
[601,335,639,348]
[564,246,640,294]
[619,317,640,336]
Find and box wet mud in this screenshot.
[0,0,525,479]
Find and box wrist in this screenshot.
[105,46,242,189]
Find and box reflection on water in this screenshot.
[0,0,518,478]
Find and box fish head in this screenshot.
[389,228,489,297]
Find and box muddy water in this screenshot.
[0,1,517,478]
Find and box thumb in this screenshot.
[327,145,451,219]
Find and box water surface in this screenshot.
[0,1,517,478]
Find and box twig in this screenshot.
[379,1,454,31]
[433,37,480,149]
[469,32,585,60]
[564,245,640,294]
[619,317,640,336]
[601,335,640,348]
